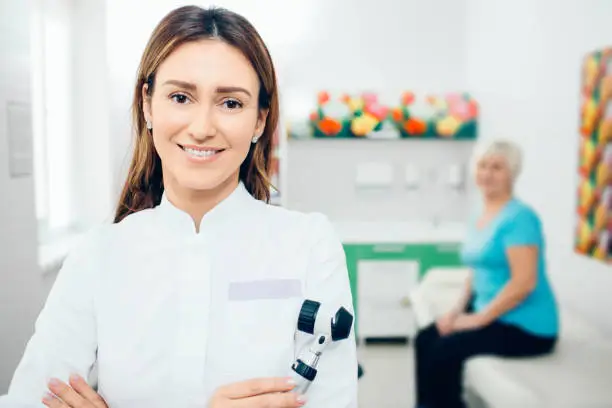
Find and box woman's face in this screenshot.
[143,39,266,194]
[475,154,513,198]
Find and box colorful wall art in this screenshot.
[575,46,612,262]
[299,91,478,140]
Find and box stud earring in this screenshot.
[146,120,152,130]
[251,135,260,144]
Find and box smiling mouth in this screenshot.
[178,144,225,159]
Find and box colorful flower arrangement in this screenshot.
[309,91,391,138]
[390,92,478,139]
[307,91,478,139]
[575,46,612,263]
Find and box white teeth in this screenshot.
[184,147,218,158]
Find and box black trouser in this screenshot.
[414,319,557,408]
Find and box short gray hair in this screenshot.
[470,139,523,181]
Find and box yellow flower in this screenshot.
[577,219,593,252]
[584,56,598,89]
[598,119,612,144]
[436,115,460,137]
[351,113,379,136]
[578,180,595,215]
[596,161,610,186]
[595,203,608,231]
[348,97,365,112]
[581,138,598,174]
[582,98,598,135]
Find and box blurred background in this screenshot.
[1,0,612,407]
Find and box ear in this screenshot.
[255,108,269,137]
[142,83,152,122]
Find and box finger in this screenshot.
[48,378,87,407]
[219,377,296,399]
[42,392,68,408]
[69,374,106,408]
[233,392,307,408]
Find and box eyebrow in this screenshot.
[161,80,252,97]
[162,79,197,91]
[216,86,252,97]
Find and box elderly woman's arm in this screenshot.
[452,207,542,332]
[478,245,538,324]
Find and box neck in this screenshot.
[163,174,240,232]
[483,192,512,212]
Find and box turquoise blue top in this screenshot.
[460,198,559,337]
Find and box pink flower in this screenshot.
[448,98,478,121]
[362,92,378,106]
[366,102,389,121]
[446,93,463,105]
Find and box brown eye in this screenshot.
[222,98,243,110]
[170,93,190,104]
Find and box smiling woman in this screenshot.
[2,5,357,408]
[114,5,279,225]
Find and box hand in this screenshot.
[436,310,460,336]
[43,374,108,408]
[451,313,488,333]
[209,377,307,408]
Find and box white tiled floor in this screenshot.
[357,344,415,408]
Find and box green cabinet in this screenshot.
[343,242,463,338]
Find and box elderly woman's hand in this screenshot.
[451,313,488,333]
[43,374,108,408]
[436,310,460,336]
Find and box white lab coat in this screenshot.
[1,183,358,408]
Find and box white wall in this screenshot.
[465,0,612,334]
[71,0,114,227]
[286,139,476,223]
[0,0,46,393]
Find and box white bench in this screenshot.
[410,267,612,408]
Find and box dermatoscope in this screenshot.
[288,299,354,395]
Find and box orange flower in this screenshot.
[469,101,479,118]
[318,117,342,136]
[309,112,319,121]
[317,91,330,105]
[340,93,351,103]
[391,108,404,122]
[401,91,415,106]
[403,118,427,135]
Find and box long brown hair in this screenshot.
[114,6,279,223]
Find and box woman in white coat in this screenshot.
[1,6,357,408]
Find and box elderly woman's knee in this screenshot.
[415,324,439,351]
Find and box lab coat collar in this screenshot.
[157,181,254,235]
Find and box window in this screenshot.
[31,0,78,243]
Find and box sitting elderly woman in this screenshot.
[414,139,559,408]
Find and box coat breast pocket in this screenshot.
[222,279,304,378]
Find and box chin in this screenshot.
[483,189,507,199]
[175,170,237,193]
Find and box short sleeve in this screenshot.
[502,207,542,248]
[296,213,358,408]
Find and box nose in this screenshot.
[187,104,217,141]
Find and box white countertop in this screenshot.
[332,221,467,244]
